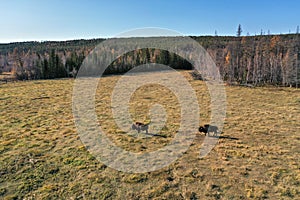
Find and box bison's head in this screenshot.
[198,126,207,133]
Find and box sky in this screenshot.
[0,0,299,43]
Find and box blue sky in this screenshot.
[0,0,299,43]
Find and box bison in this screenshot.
[132,122,149,134]
[199,124,219,136]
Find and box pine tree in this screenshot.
[49,49,56,78]
[237,24,242,37]
[42,58,49,79]
[145,48,151,63]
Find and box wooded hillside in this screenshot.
[0,34,299,87]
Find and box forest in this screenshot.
[0,34,299,87]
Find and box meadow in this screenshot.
[0,70,299,199]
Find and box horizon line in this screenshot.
[0,32,298,45]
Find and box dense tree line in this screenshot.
[0,34,299,87]
[194,34,299,87]
[104,48,192,74]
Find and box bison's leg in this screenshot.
[132,124,136,130]
[213,130,217,136]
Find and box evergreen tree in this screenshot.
[237,24,242,37]
[42,58,49,79]
[49,49,56,78]
[145,48,151,63]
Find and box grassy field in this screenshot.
[0,71,299,199]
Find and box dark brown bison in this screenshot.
[199,124,219,136]
[132,122,149,134]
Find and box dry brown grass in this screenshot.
[0,71,299,199]
[0,72,15,82]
